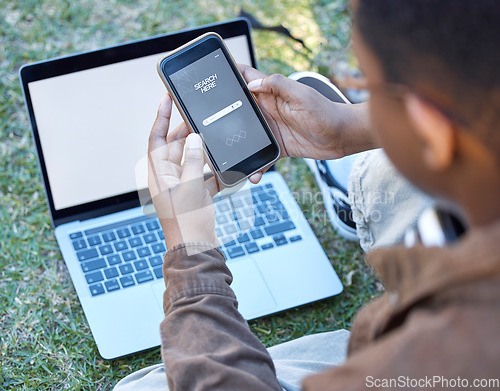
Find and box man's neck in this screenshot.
[451,130,500,229]
[457,176,500,229]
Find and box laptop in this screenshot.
[20,18,343,359]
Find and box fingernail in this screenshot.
[247,78,263,90]
[159,93,169,108]
[186,133,202,149]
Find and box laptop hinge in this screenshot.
[53,199,141,228]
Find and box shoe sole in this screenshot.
[304,158,359,241]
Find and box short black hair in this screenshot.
[356,0,500,137]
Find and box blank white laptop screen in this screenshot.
[28,35,251,211]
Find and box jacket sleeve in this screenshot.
[159,242,282,391]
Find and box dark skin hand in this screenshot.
[148,94,219,249]
[148,65,379,248]
[239,64,377,183]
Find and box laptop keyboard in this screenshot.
[69,183,301,297]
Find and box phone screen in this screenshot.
[160,35,279,185]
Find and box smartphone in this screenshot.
[157,32,280,187]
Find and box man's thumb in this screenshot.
[247,78,264,91]
[247,74,292,101]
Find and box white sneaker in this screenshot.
[289,71,359,241]
[304,158,358,241]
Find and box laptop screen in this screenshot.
[21,19,255,225]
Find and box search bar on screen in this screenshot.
[203,100,242,126]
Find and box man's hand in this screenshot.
[239,64,376,183]
[148,94,219,250]
[241,65,346,159]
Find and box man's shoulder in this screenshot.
[345,223,500,377]
[303,297,500,391]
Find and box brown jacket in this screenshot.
[160,222,500,390]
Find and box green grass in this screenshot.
[0,0,380,389]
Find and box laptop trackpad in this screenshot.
[152,258,276,320]
[228,258,276,319]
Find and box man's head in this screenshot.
[352,0,500,227]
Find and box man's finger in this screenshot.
[239,63,267,84]
[167,121,190,143]
[249,172,263,184]
[149,93,173,152]
[205,176,221,198]
[180,133,205,185]
[166,123,189,166]
[247,73,298,102]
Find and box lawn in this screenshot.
[0,0,380,389]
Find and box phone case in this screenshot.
[157,32,280,188]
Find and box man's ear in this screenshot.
[405,93,456,171]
